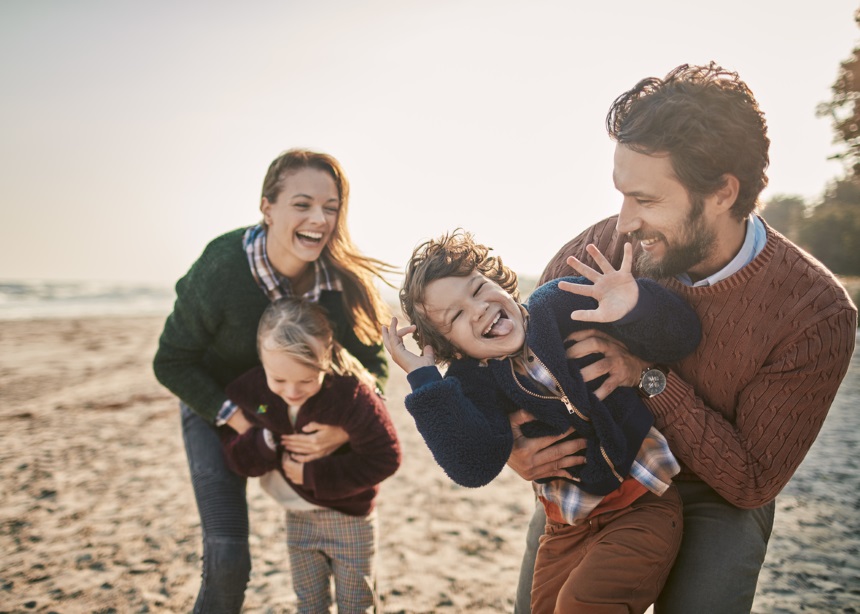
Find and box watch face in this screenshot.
[641,368,667,397]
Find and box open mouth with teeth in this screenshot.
[482,310,515,338]
[632,231,665,250]
[296,230,324,245]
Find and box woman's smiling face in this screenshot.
[260,167,340,277]
[420,271,525,361]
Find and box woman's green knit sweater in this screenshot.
[153,227,388,423]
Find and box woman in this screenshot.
[153,149,391,613]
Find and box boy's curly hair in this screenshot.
[399,229,519,363]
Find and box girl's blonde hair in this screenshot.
[257,298,378,391]
[261,148,394,345]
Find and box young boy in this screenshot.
[382,230,701,613]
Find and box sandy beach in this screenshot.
[1,315,858,613]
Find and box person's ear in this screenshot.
[260,197,273,225]
[712,174,740,214]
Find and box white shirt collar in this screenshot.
[676,214,767,287]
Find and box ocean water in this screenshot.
[0,279,408,322]
[0,280,177,320]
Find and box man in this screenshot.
[510,63,857,613]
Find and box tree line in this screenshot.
[761,8,859,309]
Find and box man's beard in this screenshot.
[632,209,716,279]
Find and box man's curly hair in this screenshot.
[400,230,519,363]
[606,62,770,220]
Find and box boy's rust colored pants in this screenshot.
[531,484,683,614]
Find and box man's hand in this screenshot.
[506,409,587,481]
[565,329,648,400]
[281,422,348,462]
[382,317,436,373]
[282,453,304,485]
[559,242,639,323]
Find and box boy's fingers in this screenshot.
[619,242,633,271]
[397,325,415,338]
[381,327,395,352]
[565,255,598,281]
[558,280,596,297]
[585,243,614,273]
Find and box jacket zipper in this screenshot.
[509,352,589,422]
[509,352,624,485]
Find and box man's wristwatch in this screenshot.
[638,365,669,398]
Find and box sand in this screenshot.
[0,316,858,613]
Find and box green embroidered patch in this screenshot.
[257,404,268,414]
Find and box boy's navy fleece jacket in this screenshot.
[405,276,701,495]
[221,369,401,516]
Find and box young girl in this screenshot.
[383,230,701,613]
[222,298,401,613]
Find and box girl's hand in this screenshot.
[558,243,639,323]
[282,453,304,485]
[281,423,348,462]
[381,317,435,373]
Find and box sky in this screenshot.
[1,0,857,286]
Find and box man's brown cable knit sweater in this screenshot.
[540,216,857,509]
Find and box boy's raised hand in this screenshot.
[382,317,435,373]
[558,242,639,323]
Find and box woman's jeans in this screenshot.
[515,480,775,613]
[181,403,252,614]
